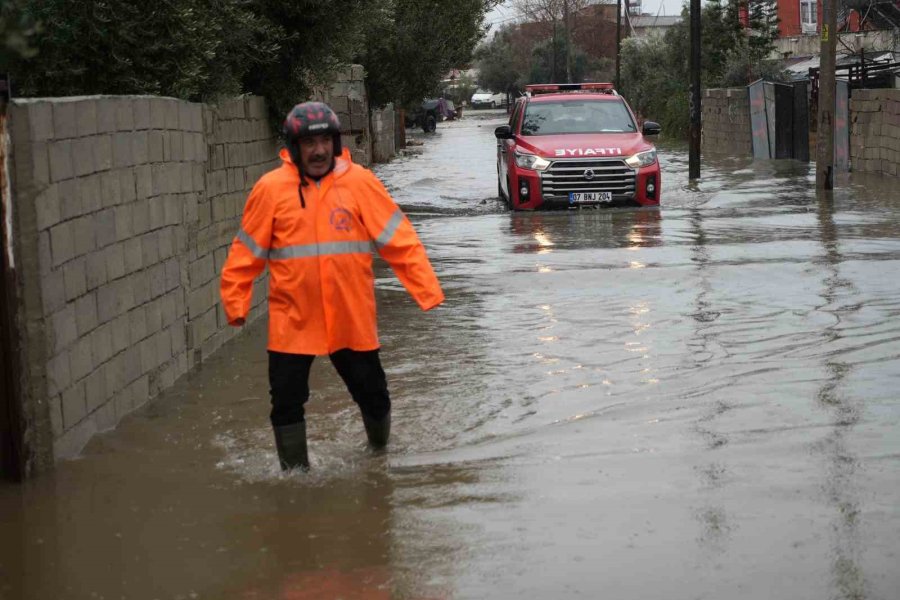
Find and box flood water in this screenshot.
[2,109,900,599]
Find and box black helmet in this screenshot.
[283,101,343,163]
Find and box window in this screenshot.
[520,101,637,136]
[800,0,817,34]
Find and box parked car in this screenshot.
[494,82,661,210]
[471,89,506,109]
[405,98,456,132]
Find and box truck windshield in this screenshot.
[520,100,637,135]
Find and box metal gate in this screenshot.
[0,73,25,481]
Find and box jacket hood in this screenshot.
[515,133,652,160]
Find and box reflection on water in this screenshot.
[2,122,900,599]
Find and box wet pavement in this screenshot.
[2,108,900,599]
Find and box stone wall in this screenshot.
[314,65,372,166]
[371,104,396,164]
[850,88,900,177]
[7,95,278,463]
[702,88,752,156]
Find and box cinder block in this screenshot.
[63,256,87,301]
[99,170,121,208]
[48,140,74,182]
[85,369,108,414]
[138,336,156,373]
[158,226,175,260]
[148,196,165,230]
[161,291,178,327]
[72,215,96,257]
[135,164,152,199]
[164,100,180,129]
[145,296,163,333]
[155,328,172,367]
[133,99,151,130]
[165,258,181,291]
[118,170,136,203]
[76,174,101,214]
[132,199,150,235]
[74,291,98,336]
[149,99,166,129]
[141,231,160,266]
[110,313,130,354]
[49,303,77,353]
[130,303,148,345]
[34,184,62,232]
[58,180,82,220]
[47,350,72,398]
[97,102,116,133]
[148,262,167,300]
[41,270,67,316]
[104,353,125,398]
[26,102,54,141]
[69,336,94,381]
[123,237,143,273]
[165,194,181,225]
[171,133,184,165]
[115,99,135,131]
[91,321,114,365]
[131,269,151,305]
[114,205,134,242]
[113,132,135,168]
[132,130,149,165]
[94,208,116,249]
[148,130,164,163]
[122,345,141,384]
[53,102,78,139]
[85,250,108,290]
[75,100,98,137]
[61,381,87,429]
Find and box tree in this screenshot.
[8,0,280,101]
[359,0,495,109]
[474,26,526,98]
[515,0,589,83]
[1,0,41,72]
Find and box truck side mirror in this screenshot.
[642,121,661,136]
[495,125,513,140]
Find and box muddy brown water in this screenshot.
[2,110,899,599]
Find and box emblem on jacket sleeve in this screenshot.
[330,207,353,232]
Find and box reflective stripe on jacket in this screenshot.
[220,147,444,355]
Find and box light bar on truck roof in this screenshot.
[525,83,617,96]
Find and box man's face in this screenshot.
[299,134,334,178]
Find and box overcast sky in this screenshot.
[485,0,691,31]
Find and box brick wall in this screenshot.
[702,88,752,156]
[8,95,278,462]
[315,65,372,166]
[850,88,900,177]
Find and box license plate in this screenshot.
[569,192,612,204]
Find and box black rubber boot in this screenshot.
[273,421,309,471]
[362,412,391,448]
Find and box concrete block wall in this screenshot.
[850,89,900,177]
[370,103,396,164]
[316,65,372,166]
[702,88,752,156]
[8,95,278,462]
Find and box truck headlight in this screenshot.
[514,152,550,171]
[625,149,657,168]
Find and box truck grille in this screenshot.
[541,158,636,201]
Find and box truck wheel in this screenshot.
[423,114,437,133]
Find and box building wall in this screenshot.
[701,88,753,156]
[371,104,396,164]
[7,95,278,463]
[6,64,387,471]
[850,88,900,177]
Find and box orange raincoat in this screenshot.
[220,148,444,355]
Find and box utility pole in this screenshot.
[616,0,622,89]
[816,0,838,189]
[563,0,572,83]
[689,0,701,179]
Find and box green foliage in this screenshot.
[442,72,478,106]
[245,0,372,124]
[474,26,525,96]
[1,0,41,71]
[528,31,591,84]
[9,0,280,101]
[360,0,494,109]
